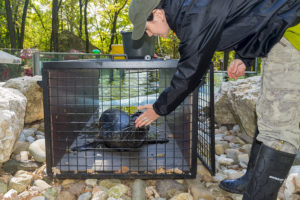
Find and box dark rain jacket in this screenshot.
[153,0,300,116]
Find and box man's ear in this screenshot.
[152,9,165,22]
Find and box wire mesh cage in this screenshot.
[197,64,215,175]
[41,59,200,179]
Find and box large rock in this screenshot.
[0,87,27,163]
[3,76,43,124]
[214,76,261,137]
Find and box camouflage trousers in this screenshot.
[256,37,300,154]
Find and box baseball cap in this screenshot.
[129,0,161,40]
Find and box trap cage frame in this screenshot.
[41,59,215,179]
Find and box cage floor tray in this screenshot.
[55,122,190,174]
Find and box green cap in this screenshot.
[129,0,161,40]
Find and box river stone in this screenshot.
[0,179,7,194]
[3,189,18,199]
[29,139,46,162]
[156,180,185,198]
[107,184,129,198]
[223,169,245,180]
[44,187,60,200]
[197,165,213,182]
[215,144,225,155]
[216,155,235,166]
[169,193,193,200]
[12,141,30,155]
[66,182,85,196]
[18,190,31,199]
[131,179,146,200]
[78,192,92,200]
[2,159,41,174]
[0,87,26,163]
[91,191,108,200]
[33,179,51,191]
[85,179,97,186]
[189,183,214,200]
[3,76,43,124]
[31,196,46,200]
[57,190,76,200]
[21,128,36,137]
[8,170,33,193]
[98,179,121,189]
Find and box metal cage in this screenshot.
[41,59,204,179]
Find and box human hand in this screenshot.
[227,59,246,80]
[135,104,160,128]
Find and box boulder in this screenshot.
[214,76,261,137]
[3,76,43,124]
[0,87,27,163]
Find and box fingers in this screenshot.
[135,104,160,128]
[135,114,152,128]
[227,59,246,80]
[137,104,152,110]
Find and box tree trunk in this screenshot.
[51,0,59,52]
[84,0,89,52]
[19,0,29,49]
[4,0,16,49]
[79,0,83,38]
[108,0,128,52]
[109,13,118,53]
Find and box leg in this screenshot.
[243,37,300,199]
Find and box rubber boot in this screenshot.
[243,144,296,200]
[219,128,261,194]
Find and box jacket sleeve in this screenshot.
[153,1,231,116]
[234,52,255,68]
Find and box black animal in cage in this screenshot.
[99,108,149,148]
[71,108,150,151]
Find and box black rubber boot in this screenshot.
[219,128,261,194]
[243,144,296,200]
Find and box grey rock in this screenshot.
[85,179,97,186]
[107,184,129,199]
[57,190,76,200]
[26,135,36,143]
[36,135,45,140]
[214,76,261,138]
[44,186,61,200]
[33,179,51,191]
[92,191,108,200]
[131,179,146,200]
[3,189,18,199]
[78,192,92,200]
[0,179,7,194]
[2,159,41,174]
[29,139,46,162]
[8,170,33,193]
[3,75,44,124]
[35,130,45,136]
[0,87,27,163]
[12,141,30,154]
[98,179,121,189]
[31,196,46,200]
[156,180,185,198]
[22,128,37,137]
